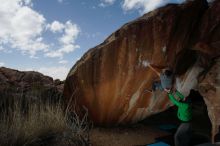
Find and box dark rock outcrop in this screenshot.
[0,67,64,109]
[64,0,220,141]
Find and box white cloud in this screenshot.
[59,60,68,64]
[0,0,80,60]
[0,62,5,67]
[22,66,69,80]
[45,21,80,58]
[60,21,80,44]
[0,0,48,57]
[37,66,69,80]
[47,21,65,33]
[99,0,116,7]
[45,44,79,58]
[122,0,185,14]
[23,0,32,5]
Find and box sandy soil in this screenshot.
[90,124,169,146]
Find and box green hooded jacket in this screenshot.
[168,90,192,122]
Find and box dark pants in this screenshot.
[152,81,163,91]
[175,122,192,146]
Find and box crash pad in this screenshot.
[147,141,170,146]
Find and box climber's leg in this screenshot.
[175,123,192,146]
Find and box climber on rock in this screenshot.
[145,64,174,93]
[164,88,193,146]
[146,63,193,145]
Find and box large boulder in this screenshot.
[199,58,220,143]
[195,0,220,142]
[64,0,219,140]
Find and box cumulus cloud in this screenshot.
[23,0,32,5]
[0,0,80,59]
[47,21,65,33]
[0,0,48,57]
[99,0,116,7]
[45,21,80,58]
[122,0,185,14]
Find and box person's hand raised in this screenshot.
[164,88,171,93]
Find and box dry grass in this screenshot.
[0,100,91,146]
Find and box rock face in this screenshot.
[64,0,219,141]
[0,67,64,109]
[199,58,220,142]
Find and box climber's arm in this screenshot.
[148,64,160,76]
[168,92,181,107]
[175,90,185,100]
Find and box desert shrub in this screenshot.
[0,100,91,146]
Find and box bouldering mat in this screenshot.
[147,141,170,146]
[158,124,177,133]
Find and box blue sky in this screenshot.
[0,0,186,80]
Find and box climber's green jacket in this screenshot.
[168,90,192,122]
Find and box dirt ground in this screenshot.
[90,124,169,146]
[89,102,212,146]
